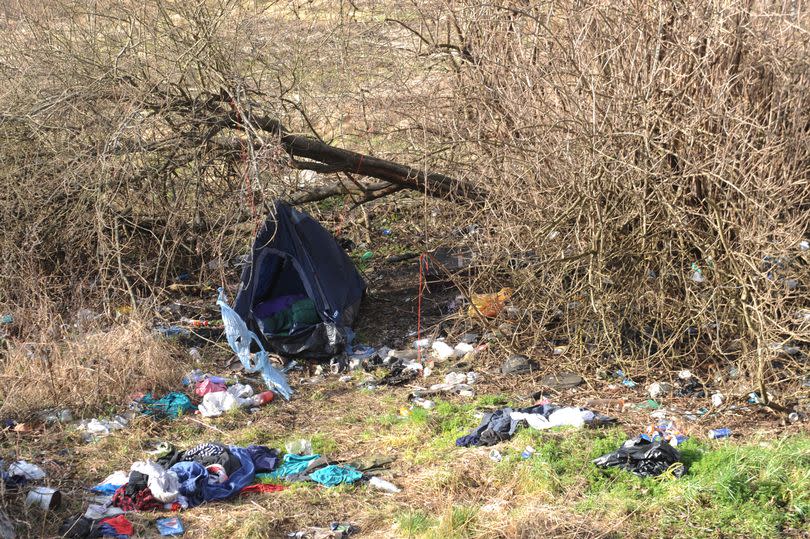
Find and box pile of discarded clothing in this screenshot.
[62,441,394,538]
[456,403,615,447]
[255,294,320,336]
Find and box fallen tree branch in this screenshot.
[217,112,486,205]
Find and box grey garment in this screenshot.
[287,456,330,483]
[457,404,555,447]
[476,408,523,446]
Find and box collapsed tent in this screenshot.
[232,200,366,359]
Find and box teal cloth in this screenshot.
[140,392,195,418]
[309,465,362,487]
[269,454,321,479]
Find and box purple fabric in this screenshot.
[253,294,307,319]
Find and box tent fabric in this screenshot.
[234,200,366,359]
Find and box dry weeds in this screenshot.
[0,319,184,417]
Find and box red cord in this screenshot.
[417,253,427,366]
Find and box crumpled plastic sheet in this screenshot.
[7,461,46,481]
[218,288,293,400]
[593,436,685,478]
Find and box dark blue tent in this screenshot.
[233,200,366,359]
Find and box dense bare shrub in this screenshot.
[0,0,807,402]
[399,1,810,397]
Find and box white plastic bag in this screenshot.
[217,288,292,400]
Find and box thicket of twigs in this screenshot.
[0,0,808,406]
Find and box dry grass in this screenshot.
[0,319,185,417]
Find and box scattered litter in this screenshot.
[84,501,123,520]
[285,439,313,456]
[615,370,637,388]
[412,338,431,349]
[515,407,614,431]
[747,391,773,404]
[217,288,293,400]
[468,288,513,318]
[41,408,73,424]
[368,476,401,493]
[8,461,46,481]
[130,461,180,503]
[488,449,503,462]
[271,454,322,480]
[98,515,133,538]
[61,515,134,538]
[155,326,193,339]
[188,347,203,362]
[676,377,706,398]
[25,487,61,510]
[690,263,705,283]
[501,354,537,375]
[412,398,435,410]
[240,483,285,495]
[454,342,475,355]
[140,392,195,419]
[635,399,660,410]
[181,369,205,386]
[77,416,130,441]
[521,446,536,459]
[643,420,687,446]
[708,428,731,439]
[647,382,672,399]
[444,372,477,385]
[91,471,129,495]
[197,385,273,417]
[194,378,226,397]
[156,517,185,536]
[287,522,356,539]
[346,455,395,476]
[457,404,613,447]
[431,341,455,360]
[711,393,724,407]
[594,436,685,478]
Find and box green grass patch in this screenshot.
[309,433,338,455]
[396,509,438,537]
[492,428,810,538]
[429,505,480,539]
